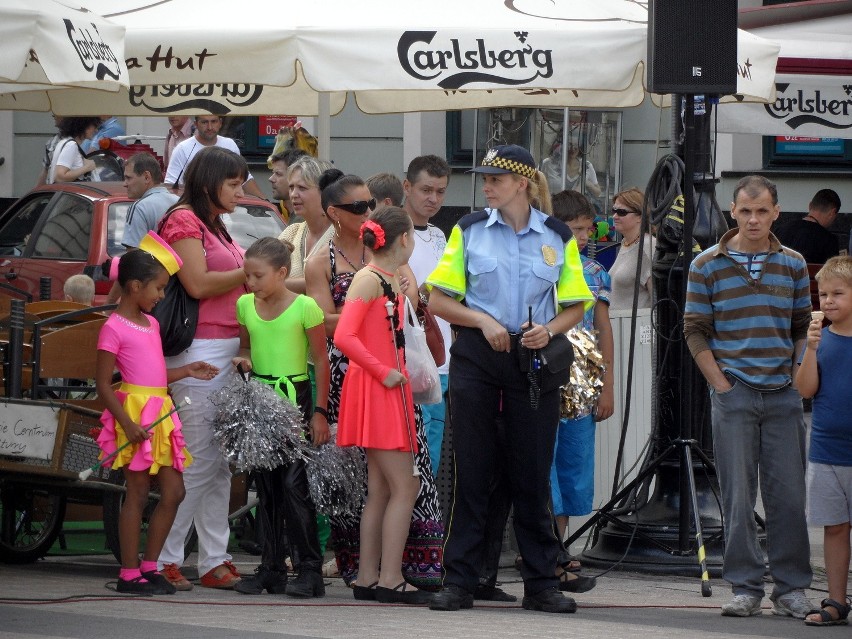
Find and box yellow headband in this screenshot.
[138,231,182,275]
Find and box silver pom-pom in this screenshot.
[210,376,307,472]
[303,427,367,519]
[560,327,606,419]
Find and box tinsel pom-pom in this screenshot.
[304,428,367,519]
[559,327,606,419]
[210,377,306,472]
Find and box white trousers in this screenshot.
[158,338,239,576]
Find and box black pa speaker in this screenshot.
[647,0,738,95]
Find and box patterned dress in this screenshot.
[325,242,443,587]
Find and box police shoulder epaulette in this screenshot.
[544,216,573,243]
[457,209,489,231]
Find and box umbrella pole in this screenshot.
[385,299,420,477]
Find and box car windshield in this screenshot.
[107,202,285,256]
[222,205,286,248]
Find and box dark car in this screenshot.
[0,182,284,304]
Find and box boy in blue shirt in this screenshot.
[797,255,852,626]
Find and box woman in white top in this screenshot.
[47,117,101,184]
[278,156,335,293]
[608,188,655,311]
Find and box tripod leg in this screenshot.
[682,446,712,597]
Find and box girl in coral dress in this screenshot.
[96,232,218,595]
[335,207,431,605]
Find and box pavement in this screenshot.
[0,527,837,639]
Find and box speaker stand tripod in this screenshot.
[566,94,724,596]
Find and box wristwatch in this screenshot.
[544,327,554,343]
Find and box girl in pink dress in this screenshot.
[96,233,218,595]
[335,207,431,605]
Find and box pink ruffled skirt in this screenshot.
[98,383,193,474]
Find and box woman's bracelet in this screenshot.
[313,406,328,419]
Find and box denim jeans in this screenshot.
[710,377,812,598]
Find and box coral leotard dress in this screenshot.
[335,286,417,452]
[97,313,192,474]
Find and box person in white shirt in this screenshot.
[165,115,265,198]
[164,116,194,173]
[402,154,452,477]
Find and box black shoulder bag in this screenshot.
[151,211,200,356]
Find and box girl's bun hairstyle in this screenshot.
[362,206,411,252]
[244,236,293,271]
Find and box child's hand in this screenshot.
[382,369,407,388]
[122,420,150,444]
[308,412,330,446]
[186,361,219,380]
[399,274,411,294]
[232,357,252,373]
[806,317,823,350]
[595,385,615,422]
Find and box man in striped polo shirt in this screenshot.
[684,175,814,620]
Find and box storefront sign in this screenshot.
[718,75,852,138]
[258,116,297,146]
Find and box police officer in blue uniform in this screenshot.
[427,145,593,614]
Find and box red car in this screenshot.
[0,182,284,304]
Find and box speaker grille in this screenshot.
[647,0,738,95]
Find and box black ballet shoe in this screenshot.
[353,581,379,601]
[375,581,433,605]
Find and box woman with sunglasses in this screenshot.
[304,169,444,592]
[608,187,656,311]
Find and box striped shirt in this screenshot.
[683,229,811,390]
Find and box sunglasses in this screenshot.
[333,199,376,215]
[611,207,636,217]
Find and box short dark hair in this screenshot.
[58,117,101,139]
[405,154,450,184]
[127,152,164,184]
[551,190,595,223]
[810,188,841,213]
[366,173,404,207]
[733,175,778,206]
[270,148,308,167]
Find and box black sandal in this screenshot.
[804,598,850,626]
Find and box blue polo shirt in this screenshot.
[427,207,592,332]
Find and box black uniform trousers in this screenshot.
[253,379,322,573]
[443,328,561,595]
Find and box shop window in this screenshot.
[446,108,622,215]
[763,136,852,169]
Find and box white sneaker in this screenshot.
[721,594,762,617]
[771,589,815,619]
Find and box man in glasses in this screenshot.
[165,115,265,198]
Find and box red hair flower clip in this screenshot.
[360,219,386,249]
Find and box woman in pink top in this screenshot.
[156,146,249,591]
